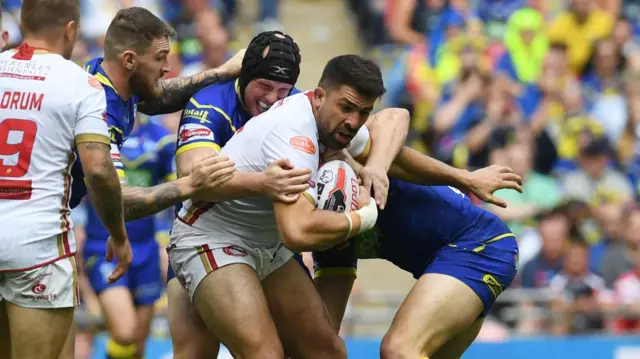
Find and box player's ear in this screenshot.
[313,87,326,105]
[63,21,78,41]
[122,50,137,71]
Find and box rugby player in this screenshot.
[168,55,397,359]
[81,114,177,359]
[76,7,246,222]
[0,1,130,358]
[167,30,318,359]
[313,151,521,359]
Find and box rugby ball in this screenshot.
[316,160,360,213]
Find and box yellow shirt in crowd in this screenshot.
[547,9,613,73]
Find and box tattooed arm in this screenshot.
[120,155,235,221]
[138,49,245,115]
[76,141,127,242]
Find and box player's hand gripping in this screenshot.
[220,48,246,77]
[359,164,390,210]
[263,158,311,204]
[189,155,236,191]
[466,165,524,208]
[105,236,132,284]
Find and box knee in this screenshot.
[380,332,422,359]
[109,325,137,346]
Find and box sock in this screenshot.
[105,338,137,359]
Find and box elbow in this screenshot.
[280,230,308,252]
[84,167,119,187]
[391,108,410,127]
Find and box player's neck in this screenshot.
[20,36,61,55]
[100,60,134,101]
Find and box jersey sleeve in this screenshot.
[104,111,127,183]
[176,98,234,156]
[74,76,110,146]
[312,240,358,279]
[346,125,371,159]
[261,123,320,203]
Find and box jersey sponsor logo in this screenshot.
[222,245,249,257]
[31,283,46,294]
[182,109,210,123]
[289,136,316,154]
[88,76,102,89]
[178,124,214,146]
[482,273,504,298]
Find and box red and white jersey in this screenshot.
[0,44,110,271]
[613,270,640,332]
[177,91,370,249]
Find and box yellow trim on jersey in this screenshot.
[109,126,123,134]
[471,233,516,253]
[354,138,372,162]
[176,142,221,156]
[197,246,214,273]
[188,98,236,132]
[164,173,177,182]
[116,169,126,179]
[314,267,358,279]
[75,134,110,145]
[69,256,79,306]
[302,192,316,204]
[94,73,118,93]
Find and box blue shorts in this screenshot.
[167,263,176,282]
[84,248,163,306]
[423,231,518,317]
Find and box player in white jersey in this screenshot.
[0,1,131,358]
[169,55,394,359]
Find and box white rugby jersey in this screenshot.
[0,44,110,271]
[177,91,370,249]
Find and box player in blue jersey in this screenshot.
[81,115,176,359]
[312,150,521,359]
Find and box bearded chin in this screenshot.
[130,71,156,101]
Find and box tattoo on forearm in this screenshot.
[121,183,184,221]
[138,70,235,115]
[84,143,125,235]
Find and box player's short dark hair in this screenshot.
[20,0,80,36]
[103,7,176,60]
[318,55,386,100]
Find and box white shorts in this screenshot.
[0,256,79,309]
[169,220,294,301]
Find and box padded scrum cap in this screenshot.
[238,31,301,103]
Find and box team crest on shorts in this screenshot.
[482,273,504,298]
[223,245,249,257]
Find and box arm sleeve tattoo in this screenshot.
[138,70,235,115]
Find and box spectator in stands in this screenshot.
[589,202,624,271]
[516,204,570,334]
[612,236,640,333]
[547,0,614,75]
[490,136,561,239]
[469,0,527,43]
[583,39,628,144]
[561,136,634,204]
[181,10,230,76]
[520,204,570,288]
[495,8,547,92]
[601,205,640,288]
[548,239,608,335]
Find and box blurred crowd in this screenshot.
[350,0,640,336]
[4,0,640,344]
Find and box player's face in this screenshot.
[315,85,375,150]
[244,78,292,117]
[130,37,171,100]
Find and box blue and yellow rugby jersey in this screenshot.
[83,117,176,262]
[69,57,139,208]
[176,78,300,155]
[313,178,518,315]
